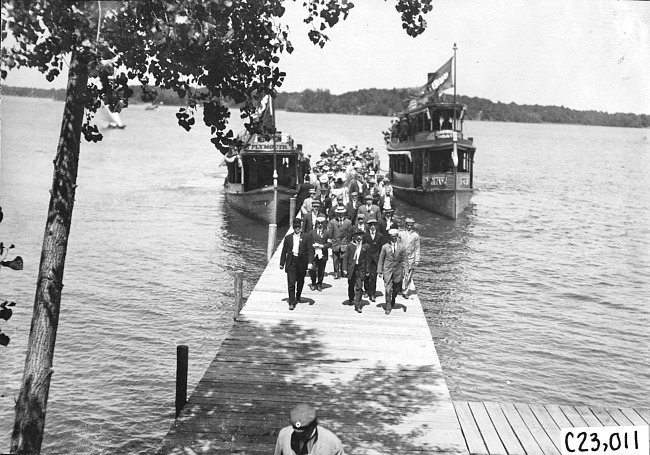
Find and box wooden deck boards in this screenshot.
[454,402,650,455]
[158,231,649,455]
[158,233,467,454]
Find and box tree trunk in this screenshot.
[11,48,88,454]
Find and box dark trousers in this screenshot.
[364,262,378,297]
[332,249,344,276]
[348,270,366,303]
[310,256,327,286]
[287,261,306,303]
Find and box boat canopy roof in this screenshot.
[403,101,466,117]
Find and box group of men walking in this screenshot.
[279,210,420,315]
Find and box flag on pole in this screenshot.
[254,94,274,130]
[423,57,454,97]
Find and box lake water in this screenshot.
[1,96,649,453]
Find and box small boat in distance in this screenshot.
[145,102,161,111]
[101,102,126,129]
[385,44,476,220]
[223,96,306,225]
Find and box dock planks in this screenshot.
[158,232,467,454]
[157,231,649,454]
[454,402,650,455]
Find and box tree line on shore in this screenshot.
[4,84,648,129]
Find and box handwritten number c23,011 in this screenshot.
[564,430,640,452]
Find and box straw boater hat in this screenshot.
[335,206,346,215]
[319,175,328,184]
[389,228,399,236]
[316,214,327,223]
[312,199,321,206]
[405,217,415,224]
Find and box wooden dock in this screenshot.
[158,233,649,454]
[158,232,467,454]
[454,401,649,455]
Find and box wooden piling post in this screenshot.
[289,197,296,226]
[175,345,188,419]
[233,271,243,320]
[267,223,277,263]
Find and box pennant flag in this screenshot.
[423,57,453,96]
[254,94,275,131]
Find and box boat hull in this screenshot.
[225,185,295,225]
[392,185,473,220]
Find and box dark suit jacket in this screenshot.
[378,217,399,237]
[307,228,332,263]
[280,232,309,272]
[362,231,386,268]
[302,210,321,233]
[342,242,371,277]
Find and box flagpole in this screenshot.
[271,94,278,225]
[453,42,457,131]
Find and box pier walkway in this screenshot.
[158,234,649,455]
[159,232,466,454]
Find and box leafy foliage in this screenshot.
[1,0,436,153]
[0,207,22,347]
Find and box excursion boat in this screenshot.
[386,45,476,220]
[223,96,305,225]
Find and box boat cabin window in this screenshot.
[242,154,298,191]
[431,108,461,131]
[227,160,242,183]
[389,154,413,174]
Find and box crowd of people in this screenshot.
[280,182,421,315]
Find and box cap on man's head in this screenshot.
[367,217,377,224]
[384,208,394,213]
[351,191,359,197]
[405,217,415,224]
[319,175,328,183]
[290,404,317,429]
[389,228,399,236]
[364,194,374,201]
[357,213,366,220]
[353,230,365,238]
[316,214,327,223]
[312,200,321,206]
[292,218,302,227]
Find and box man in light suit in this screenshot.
[279,218,309,310]
[342,230,371,314]
[328,206,352,280]
[399,217,421,299]
[378,228,406,315]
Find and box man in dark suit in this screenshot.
[378,228,406,315]
[280,218,308,310]
[307,215,332,292]
[342,230,371,313]
[378,208,398,237]
[279,218,309,310]
[346,191,361,225]
[362,217,385,302]
[302,199,321,233]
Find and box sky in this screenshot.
[3,0,649,115]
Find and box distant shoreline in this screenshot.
[2,85,648,129]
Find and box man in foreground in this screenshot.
[274,403,345,455]
[342,230,370,313]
